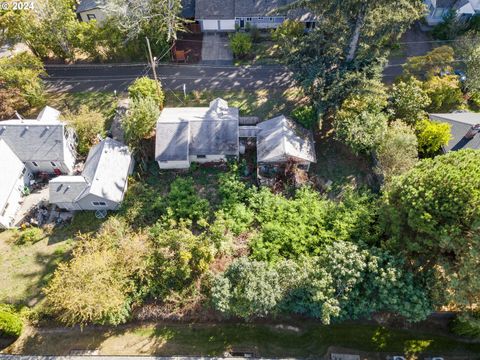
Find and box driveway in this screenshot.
[201,33,233,65]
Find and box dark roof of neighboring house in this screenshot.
[195,0,235,19]
[436,0,470,9]
[76,0,105,13]
[195,0,315,20]
[181,0,196,18]
[430,112,480,152]
[155,98,239,162]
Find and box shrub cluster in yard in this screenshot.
[0,305,23,338]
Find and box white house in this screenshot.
[0,140,33,229]
[0,106,77,175]
[155,98,239,169]
[49,138,134,211]
[424,0,480,25]
[76,0,107,23]
[195,0,317,32]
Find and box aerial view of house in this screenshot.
[2,0,480,358]
[430,112,480,151]
[49,138,134,211]
[155,98,239,169]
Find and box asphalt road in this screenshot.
[44,63,294,93]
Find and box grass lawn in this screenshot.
[0,212,106,306]
[45,92,118,117]
[164,88,307,121]
[6,322,480,357]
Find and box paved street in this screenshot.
[44,63,293,93]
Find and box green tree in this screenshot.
[0,52,45,107]
[455,31,480,93]
[0,305,23,338]
[334,81,389,154]
[128,77,164,108]
[381,150,480,310]
[272,19,304,56]
[403,46,455,80]
[281,0,424,115]
[229,32,253,59]
[415,119,452,157]
[63,106,106,156]
[123,97,160,149]
[376,121,418,182]
[423,75,464,112]
[0,83,28,120]
[389,77,431,125]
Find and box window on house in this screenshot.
[92,201,107,206]
[246,17,252,21]
[87,14,96,20]
[50,162,57,167]
[32,161,38,167]
[196,155,207,159]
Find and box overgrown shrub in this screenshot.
[291,105,317,129]
[229,32,253,59]
[389,77,431,125]
[128,77,164,108]
[415,119,451,157]
[123,97,160,150]
[424,75,464,112]
[13,227,44,245]
[0,305,23,338]
[452,312,480,338]
[165,178,210,222]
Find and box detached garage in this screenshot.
[196,0,236,32]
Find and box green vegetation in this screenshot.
[416,119,452,157]
[291,105,317,129]
[0,305,23,338]
[128,77,165,108]
[229,32,253,59]
[63,106,106,156]
[123,97,160,150]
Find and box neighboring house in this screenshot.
[424,0,480,25]
[49,138,134,211]
[156,98,239,169]
[430,112,480,152]
[256,115,316,175]
[195,0,316,31]
[0,140,33,229]
[0,106,77,175]
[76,0,107,23]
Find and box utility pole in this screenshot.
[145,37,163,106]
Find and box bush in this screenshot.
[272,19,304,43]
[0,306,23,338]
[389,77,431,125]
[424,75,464,112]
[123,97,160,149]
[229,32,253,59]
[415,119,452,157]
[63,105,105,156]
[13,227,45,245]
[376,120,418,182]
[128,76,164,108]
[452,312,480,338]
[291,105,317,129]
[471,92,480,110]
[165,178,210,222]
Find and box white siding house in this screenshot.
[49,138,134,211]
[0,140,33,229]
[424,0,480,25]
[76,0,107,23]
[155,98,239,169]
[0,106,77,175]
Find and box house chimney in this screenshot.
[465,124,480,139]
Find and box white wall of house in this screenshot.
[0,167,32,229]
[25,160,72,175]
[76,194,120,211]
[78,8,107,23]
[158,160,191,169]
[190,154,227,163]
[235,16,286,29]
[425,0,477,25]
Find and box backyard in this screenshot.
[5,322,480,357]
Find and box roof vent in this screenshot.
[465,124,480,139]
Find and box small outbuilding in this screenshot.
[49,138,134,211]
[256,115,316,177]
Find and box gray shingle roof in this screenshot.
[49,138,133,204]
[195,0,314,19]
[155,98,239,162]
[0,106,67,162]
[430,112,480,152]
[257,115,316,163]
[76,0,105,13]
